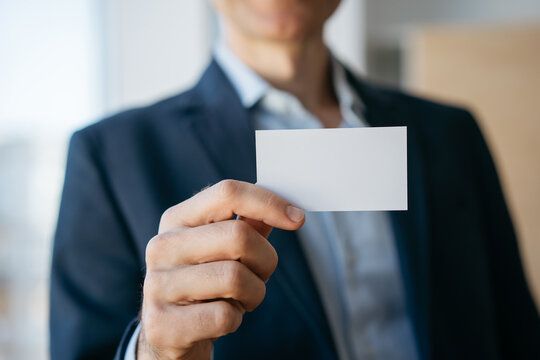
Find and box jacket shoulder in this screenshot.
[74,87,200,145]
[363,79,474,121]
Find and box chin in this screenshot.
[255,15,316,42]
[227,0,340,42]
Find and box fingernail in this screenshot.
[286,206,305,223]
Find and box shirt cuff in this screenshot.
[124,322,142,360]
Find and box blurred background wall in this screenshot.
[0,0,538,358]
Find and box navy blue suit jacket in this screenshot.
[50,60,540,359]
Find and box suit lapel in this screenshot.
[190,60,257,183]
[189,60,337,355]
[269,229,338,350]
[349,74,432,360]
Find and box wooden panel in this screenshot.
[405,24,540,309]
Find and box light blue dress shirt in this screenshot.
[126,42,418,360]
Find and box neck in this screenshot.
[225,27,341,127]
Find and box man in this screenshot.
[50,1,540,359]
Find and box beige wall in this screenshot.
[405,24,540,309]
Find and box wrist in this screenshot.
[136,324,154,360]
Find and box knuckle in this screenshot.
[143,271,164,300]
[262,190,280,209]
[269,246,279,274]
[214,301,241,335]
[142,272,157,298]
[146,231,187,269]
[145,235,163,267]
[222,261,244,291]
[142,308,165,346]
[215,179,240,200]
[159,206,176,226]
[230,221,251,257]
[251,280,267,310]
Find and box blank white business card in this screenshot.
[255,127,408,212]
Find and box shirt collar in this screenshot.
[214,38,269,108]
[214,39,366,126]
[331,56,366,127]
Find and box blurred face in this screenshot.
[213,0,341,42]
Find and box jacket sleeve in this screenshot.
[50,129,143,359]
[114,319,141,360]
[465,111,540,359]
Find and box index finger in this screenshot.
[159,180,305,233]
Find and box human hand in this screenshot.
[137,180,305,360]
